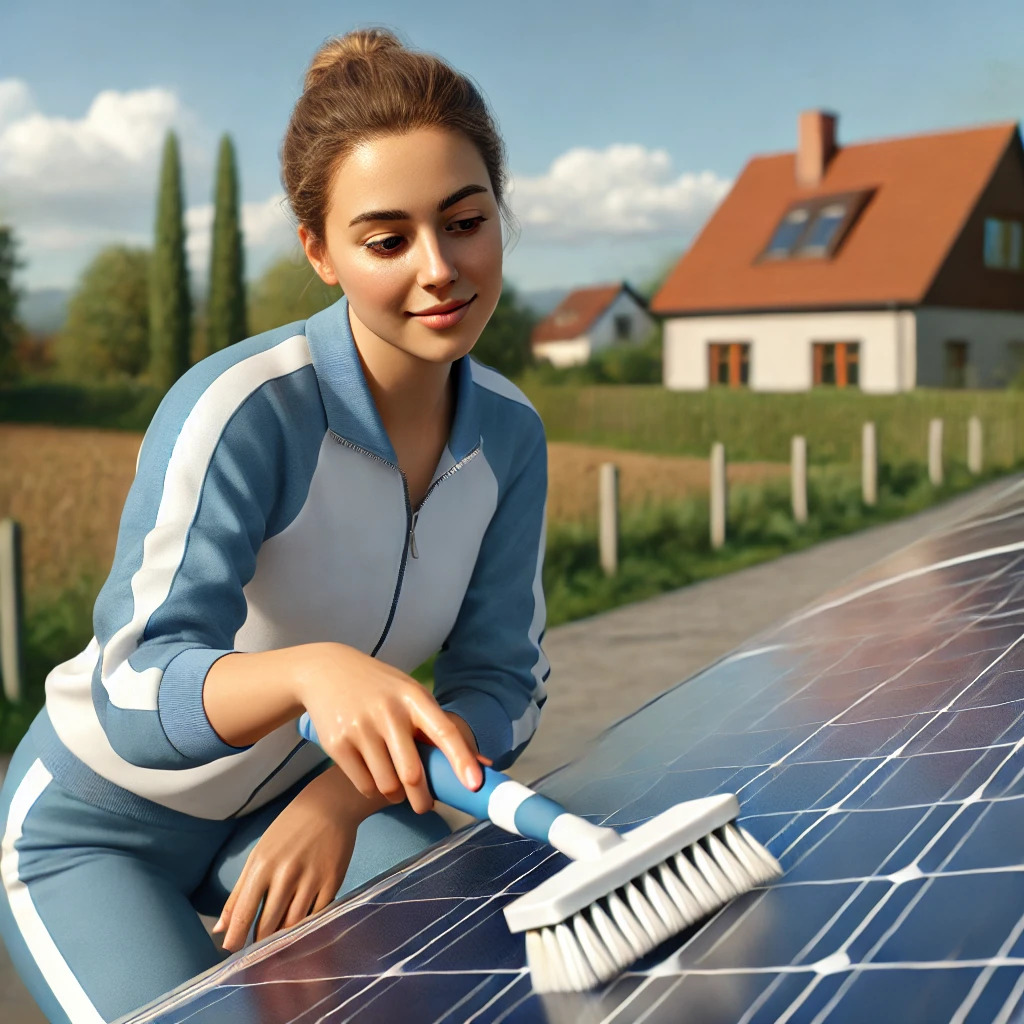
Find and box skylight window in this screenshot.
[758,190,873,262]
[765,208,810,256]
[799,203,847,254]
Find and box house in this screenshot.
[651,111,1024,391]
[531,282,657,368]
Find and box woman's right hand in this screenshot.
[292,642,483,814]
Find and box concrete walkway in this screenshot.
[0,476,1016,1023]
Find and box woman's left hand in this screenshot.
[213,766,364,953]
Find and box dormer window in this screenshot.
[983,217,1023,271]
[758,189,873,262]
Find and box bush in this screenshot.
[0,381,161,430]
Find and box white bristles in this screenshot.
[522,819,782,993]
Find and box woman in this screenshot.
[0,27,549,1024]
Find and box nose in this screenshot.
[415,230,458,288]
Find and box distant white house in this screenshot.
[531,282,656,368]
[651,110,1024,392]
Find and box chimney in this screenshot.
[797,110,837,188]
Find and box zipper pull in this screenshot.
[410,511,419,559]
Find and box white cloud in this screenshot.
[0,80,32,130]
[0,80,188,208]
[0,79,219,287]
[508,143,731,242]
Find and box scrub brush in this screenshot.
[297,714,782,993]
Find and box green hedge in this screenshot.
[6,382,1024,470]
[522,385,1024,466]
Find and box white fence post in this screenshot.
[862,422,877,507]
[968,416,983,475]
[929,418,944,486]
[791,436,807,524]
[0,519,25,704]
[710,442,727,549]
[598,462,619,576]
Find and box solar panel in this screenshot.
[119,482,1024,1024]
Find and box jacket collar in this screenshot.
[304,294,481,465]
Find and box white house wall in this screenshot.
[533,338,591,367]
[664,310,917,392]
[588,292,658,356]
[915,308,1024,387]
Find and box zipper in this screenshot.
[328,430,481,655]
[409,511,420,559]
[408,446,482,560]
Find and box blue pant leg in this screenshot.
[0,737,226,1024]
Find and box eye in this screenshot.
[449,216,486,232]
[364,235,404,256]
[362,217,486,257]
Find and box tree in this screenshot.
[471,279,535,378]
[247,252,342,336]
[55,246,150,380]
[149,130,192,389]
[206,134,247,356]
[0,224,24,381]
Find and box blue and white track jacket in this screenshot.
[33,295,549,823]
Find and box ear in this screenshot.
[297,225,339,287]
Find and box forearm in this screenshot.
[203,642,331,748]
[202,641,480,759]
[306,762,392,822]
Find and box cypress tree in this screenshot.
[207,134,247,354]
[149,130,192,389]
[0,224,23,381]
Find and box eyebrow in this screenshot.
[347,184,490,227]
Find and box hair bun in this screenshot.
[304,28,404,92]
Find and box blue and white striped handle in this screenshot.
[297,712,618,861]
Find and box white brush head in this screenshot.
[506,797,783,994]
[503,794,741,933]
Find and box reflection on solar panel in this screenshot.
[121,483,1024,1024]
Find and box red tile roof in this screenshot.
[650,120,1020,315]
[531,283,628,344]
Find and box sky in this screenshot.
[2,0,1024,299]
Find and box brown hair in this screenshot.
[281,27,518,255]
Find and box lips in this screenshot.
[410,296,474,316]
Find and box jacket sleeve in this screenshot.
[432,419,549,771]
[88,358,313,770]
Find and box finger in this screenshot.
[477,753,494,766]
[411,700,482,791]
[384,720,434,814]
[357,731,404,804]
[254,875,297,943]
[332,740,379,801]
[222,869,268,953]
[223,880,264,950]
[281,882,319,932]
[213,880,240,934]
[311,886,337,916]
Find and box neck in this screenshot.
[347,306,453,437]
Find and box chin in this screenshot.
[403,330,480,365]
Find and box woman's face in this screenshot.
[300,127,504,366]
